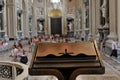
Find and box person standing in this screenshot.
[16,44,28,64]
[110,39,118,58]
[31,38,36,53]
[9,45,18,61]
[28,38,32,52]
[101,40,105,52]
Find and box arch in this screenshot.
[50,9,62,18]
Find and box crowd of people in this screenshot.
[0,40,9,52]
[0,33,119,65]
[37,34,84,42]
[9,42,28,64]
[0,40,8,47]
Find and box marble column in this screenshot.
[22,1,29,38]
[6,0,16,39]
[89,0,92,36]
[95,0,101,33]
[44,0,48,34]
[90,0,96,37]
[94,0,101,41]
[32,0,38,37]
[4,0,8,39]
[81,0,85,38]
[107,0,117,39]
[117,0,120,42]
[62,0,67,35]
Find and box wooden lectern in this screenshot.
[29,41,105,80]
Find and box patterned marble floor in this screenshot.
[0,45,120,80]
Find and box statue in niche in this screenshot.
[39,8,43,15]
[68,21,74,32]
[101,0,107,18]
[39,22,43,31]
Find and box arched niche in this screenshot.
[37,18,45,36]
[66,17,74,37]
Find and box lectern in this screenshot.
[29,41,105,80]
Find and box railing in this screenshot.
[0,61,28,80]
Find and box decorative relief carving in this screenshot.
[37,7,44,15]
[0,65,12,79]
[0,65,23,80]
[16,67,23,76]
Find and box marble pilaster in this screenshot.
[6,0,16,39]
[89,0,96,37]
[81,0,85,38]
[107,0,117,39]
[32,0,38,37]
[95,0,101,33]
[117,0,120,42]
[22,0,29,38]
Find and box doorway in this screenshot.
[50,17,62,35]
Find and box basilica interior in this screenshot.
[0,0,120,80]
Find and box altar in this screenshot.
[29,41,105,80]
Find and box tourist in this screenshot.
[31,38,36,53]
[110,39,118,58]
[100,40,105,52]
[9,45,18,61]
[0,41,3,46]
[28,38,32,52]
[16,44,28,64]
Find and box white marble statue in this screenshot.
[68,22,73,31]
[101,0,107,18]
[39,23,43,31]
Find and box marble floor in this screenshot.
[0,45,120,80]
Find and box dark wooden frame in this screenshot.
[29,41,105,80]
